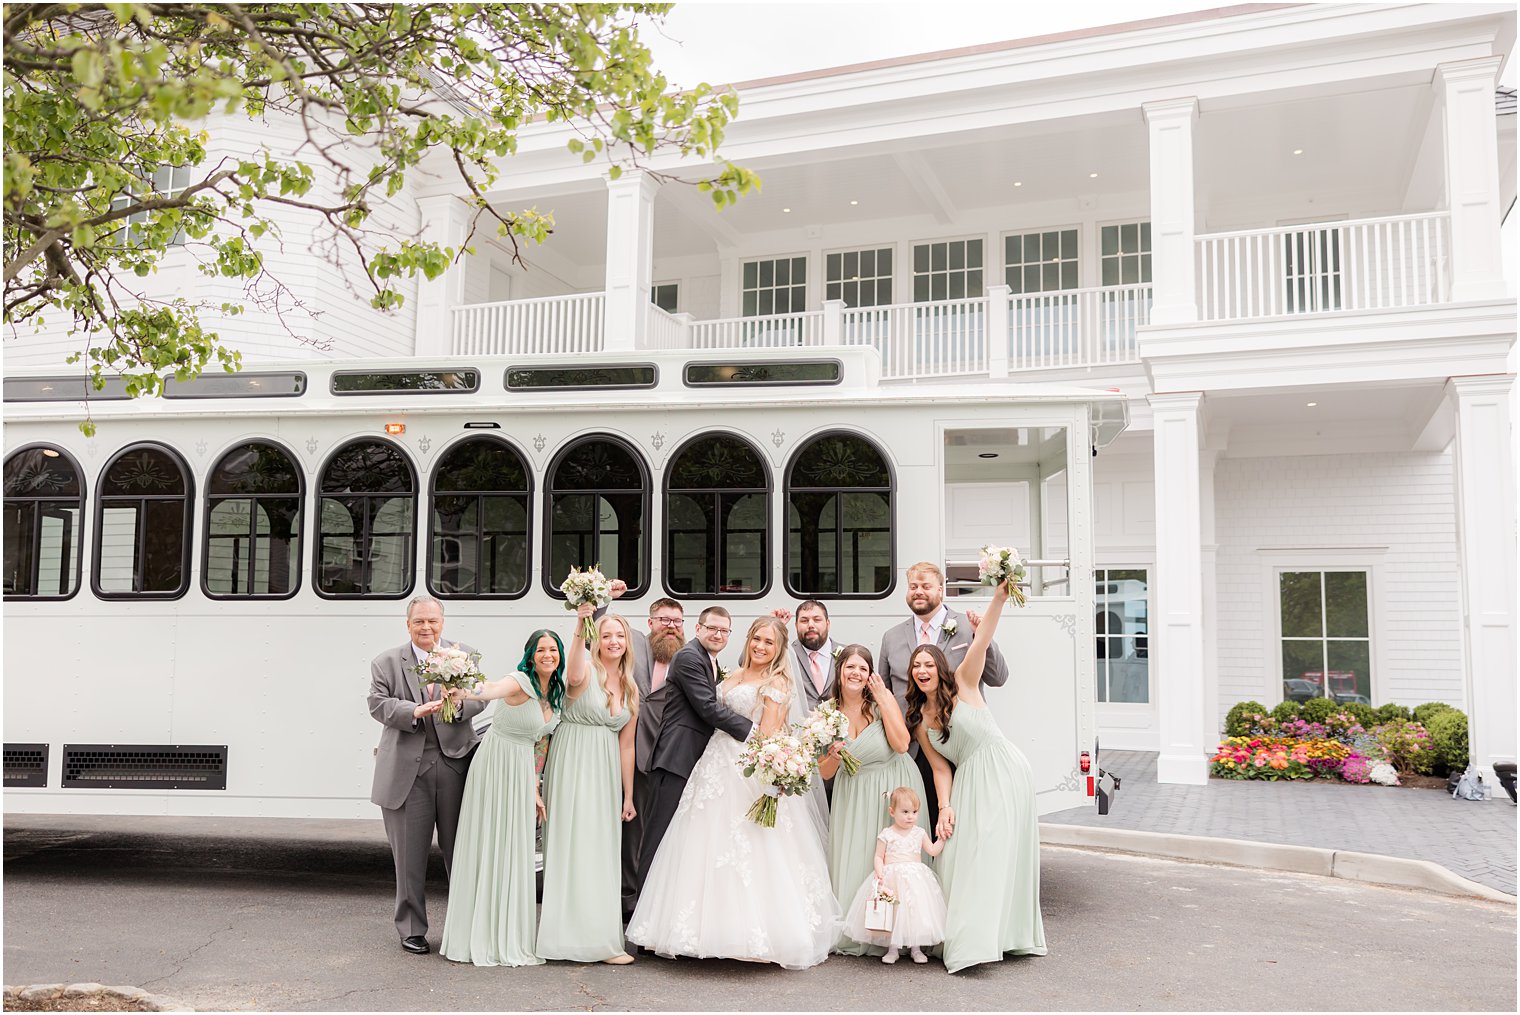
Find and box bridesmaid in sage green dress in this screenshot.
[816,644,926,956]
[536,605,639,965]
[440,630,563,967]
[907,580,1046,973]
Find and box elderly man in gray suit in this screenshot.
[620,596,685,920]
[367,595,485,955]
[877,561,1008,829]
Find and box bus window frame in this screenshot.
[3,442,87,602]
[200,439,307,602]
[312,436,419,601]
[425,433,535,601]
[782,428,897,601]
[91,441,196,602]
[542,434,652,601]
[661,431,773,601]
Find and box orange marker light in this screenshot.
[385,423,406,435]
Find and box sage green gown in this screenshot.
[827,717,927,956]
[930,701,1046,973]
[535,678,631,962]
[441,675,558,966]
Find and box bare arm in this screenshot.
[871,672,911,753]
[817,741,843,780]
[565,602,594,700]
[920,826,947,858]
[463,672,531,705]
[618,718,636,821]
[873,839,887,881]
[955,582,1011,703]
[758,680,791,738]
[916,724,956,839]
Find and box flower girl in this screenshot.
[840,786,948,964]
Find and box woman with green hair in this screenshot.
[441,630,565,966]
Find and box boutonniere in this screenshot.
[831,646,843,660]
[716,664,730,681]
[941,618,958,638]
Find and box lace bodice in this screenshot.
[878,825,929,866]
[719,678,789,722]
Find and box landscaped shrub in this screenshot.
[1340,754,1372,783]
[1271,699,1303,723]
[1224,701,1269,737]
[1425,709,1469,774]
[1342,702,1377,729]
[1373,719,1433,775]
[1412,702,1456,726]
[1374,703,1411,723]
[1300,697,1340,724]
[1211,737,1316,781]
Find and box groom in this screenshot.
[635,606,752,901]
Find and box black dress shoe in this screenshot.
[401,935,430,954]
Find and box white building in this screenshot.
[6,3,1515,785]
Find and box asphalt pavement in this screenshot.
[3,816,1515,1012]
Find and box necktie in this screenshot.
[809,651,824,692]
[918,621,933,646]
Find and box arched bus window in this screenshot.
[428,436,531,599]
[203,441,303,599]
[316,438,416,599]
[93,443,194,599]
[545,435,648,597]
[785,431,894,598]
[3,445,85,600]
[664,433,770,598]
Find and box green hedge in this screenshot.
[1224,701,1268,737]
[1412,701,1456,726]
[1425,710,1469,773]
[1374,702,1411,723]
[1271,699,1303,723]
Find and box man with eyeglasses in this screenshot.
[621,598,685,921]
[635,606,751,907]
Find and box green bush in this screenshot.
[1271,699,1303,723]
[1412,702,1456,726]
[1373,702,1411,723]
[1299,697,1340,724]
[1425,709,1469,773]
[1342,702,1377,729]
[1373,719,1434,775]
[1224,700,1269,737]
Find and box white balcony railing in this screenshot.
[644,304,687,350]
[1196,212,1451,321]
[1008,284,1150,370]
[688,310,825,349]
[841,297,989,379]
[452,292,605,354]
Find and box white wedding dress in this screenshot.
[627,679,840,969]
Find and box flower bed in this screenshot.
[1212,698,1451,786]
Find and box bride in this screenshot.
[626,616,839,969]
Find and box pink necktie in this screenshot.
[809,651,824,692]
[918,621,932,646]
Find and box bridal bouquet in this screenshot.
[978,543,1028,606]
[559,564,613,643]
[737,729,816,828]
[800,702,860,776]
[412,645,484,723]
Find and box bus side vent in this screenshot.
[61,745,228,790]
[4,744,49,788]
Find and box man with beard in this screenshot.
[878,561,1009,829]
[621,597,685,920]
[789,600,838,712]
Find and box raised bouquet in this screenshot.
[559,564,613,643]
[800,701,860,776]
[978,543,1028,606]
[737,729,817,827]
[412,644,484,723]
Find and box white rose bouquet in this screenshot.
[737,729,817,827]
[977,543,1028,606]
[559,565,613,643]
[800,701,860,776]
[412,645,484,723]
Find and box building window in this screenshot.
[1095,569,1149,703]
[742,256,807,317]
[315,439,416,598]
[1005,229,1079,294]
[429,437,531,598]
[3,446,84,599]
[1279,570,1371,703]
[912,238,983,302]
[665,433,770,598]
[94,443,193,598]
[825,247,894,308]
[786,432,893,598]
[1283,228,1342,312]
[651,282,679,313]
[546,436,649,597]
[1100,222,1151,287]
[203,442,302,599]
[110,165,194,247]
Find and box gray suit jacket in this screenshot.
[367,640,486,810]
[877,608,1010,714]
[629,633,668,775]
[790,640,834,711]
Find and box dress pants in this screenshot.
[635,768,687,893]
[380,742,471,939]
[621,768,656,918]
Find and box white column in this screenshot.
[1448,375,1517,780]
[413,195,473,356]
[1149,392,1208,784]
[603,170,659,352]
[1142,98,1199,326]
[822,299,845,346]
[986,283,1011,378]
[1200,448,1221,748]
[1436,57,1506,303]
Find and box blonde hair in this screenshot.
[736,616,794,702]
[593,613,640,719]
[905,561,943,584]
[888,785,920,812]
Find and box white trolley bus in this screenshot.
[3,348,1121,820]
